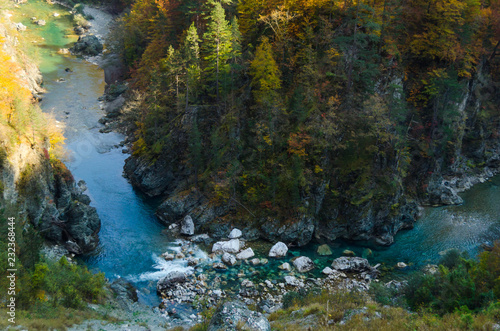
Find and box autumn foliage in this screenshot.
[0,32,64,161]
[114,0,500,219]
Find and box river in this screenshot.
[13,0,500,306]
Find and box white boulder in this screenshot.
[293,256,315,273]
[180,215,195,235]
[269,242,288,258]
[212,239,240,254]
[228,228,242,239]
[236,248,255,260]
[222,252,237,266]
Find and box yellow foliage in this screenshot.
[0,36,65,156]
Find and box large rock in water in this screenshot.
[208,300,271,331]
[212,239,240,254]
[293,256,315,273]
[180,215,195,235]
[236,248,255,260]
[71,35,103,56]
[331,257,371,272]
[157,271,186,293]
[222,252,237,266]
[268,242,288,258]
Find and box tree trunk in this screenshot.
[216,39,220,104]
[186,72,190,110]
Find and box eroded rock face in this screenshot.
[71,35,103,56]
[208,300,271,331]
[261,216,314,246]
[426,178,464,205]
[20,160,101,254]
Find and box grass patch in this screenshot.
[0,305,101,331]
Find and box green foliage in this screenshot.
[202,1,233,101]
[17,257,106,309]
[250,37,281,105]
[403,244,500,315]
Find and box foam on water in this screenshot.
[132,253,194,283]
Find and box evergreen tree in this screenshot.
[203,1,232,104]
[183,23,201,109]
[250,37,281,106]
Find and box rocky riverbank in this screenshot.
[151,227,401,326]
[0,8,101,254]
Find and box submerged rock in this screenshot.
[278,262,291,271]
[293,256,315,273]
[71,35,103,56]
[269,242,288,258]
[250,258,260,266]
[396,262,408,269]
[343,249,356,257]
[213,262,227,270]
[208,300,271,331]
[317,244,333,256]
[362,248,373,259]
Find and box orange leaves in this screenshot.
[287,132,311,157]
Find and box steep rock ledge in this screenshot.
[0,16,101,254]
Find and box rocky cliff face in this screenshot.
[420,64,500,206]
[0,18,101,254]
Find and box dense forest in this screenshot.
[113,0,500,245]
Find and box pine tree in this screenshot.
[250,37,281,106]
[203,2,232,104]
[183,23,201,109]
